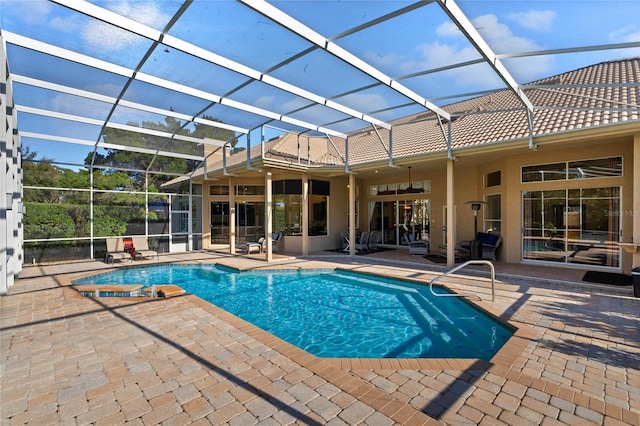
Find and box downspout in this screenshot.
[345,135,350,174]
[222,142,236,176]
[527,109,537,150]
[246,132,256,170]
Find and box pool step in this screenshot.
[75,284,144,297]
[143,285,186,298]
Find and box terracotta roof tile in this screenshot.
[196,58,640,175]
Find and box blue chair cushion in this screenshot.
[477,232,499,246]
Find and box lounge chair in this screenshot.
[105,237,131,263]
[246,237,264,254]
[131,236,159,260]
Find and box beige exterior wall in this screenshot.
[196,128,638,273]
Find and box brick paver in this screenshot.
[1,252,639,425]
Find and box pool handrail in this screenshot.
[429,260,495,301]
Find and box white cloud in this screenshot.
[409,14,555,87]
[435,21,462,38]
[254,95,275,109]
[609,24,640,43]
[80,1,171,51]
[18,0,53,26]
[340,92,388,113]
[507,10,556,33]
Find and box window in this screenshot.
[484,194,501,233]
[522,162,566,182]
[485,170,501,188]
[209,185,229,195]
[522,157,622,182]
[369,181,431,196]
[235,185,265,196]
[568,157,622,179]
[522,187,620,268]
[272,179,330,236]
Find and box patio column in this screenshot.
[446,158,456,268]
[229,176,236,255]
[302,174,309,256]
[265,171,273,262]
[633,132,640,270]
[349,173,356,255]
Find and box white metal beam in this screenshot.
[51,0,389,131]
[20,132,203,161]
[15,105,227,147]
[239,0,452,121]
[436,0,534,113]
[4,31,346,139]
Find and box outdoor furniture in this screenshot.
[340,230,350,252]
[438,245,463,261]
[354,231,370,253]
[368,230,382,252]
[404,233,430,256]
[270,232,282,252]
[132,236,159,260]
[246,238,264,254]
[104,237,131,264]
[459,231,501,261]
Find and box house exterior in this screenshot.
[184,58,640,274]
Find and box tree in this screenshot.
[94,114,237,190]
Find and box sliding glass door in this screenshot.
[369,199,430,245]
[522,187,620,268]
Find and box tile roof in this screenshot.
[197,57,640,176]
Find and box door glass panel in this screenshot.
[210,202,229,243]
[236,202,265,243]
[522,188,620,267]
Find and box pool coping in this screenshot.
[65,260,533,372]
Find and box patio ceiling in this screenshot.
[2,0,639,175]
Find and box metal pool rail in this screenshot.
[429,260,496,301]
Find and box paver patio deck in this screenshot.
[2,250,639,425]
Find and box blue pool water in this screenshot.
[74,265,513,359]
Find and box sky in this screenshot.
[2,0,639,170]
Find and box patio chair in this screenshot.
[354,231,370,253]
[262,232,282,252]
[405,233,430,256]
[368,230,382,252]
[131,236,159,260]
[458,231,501,261]
[105,237,131,264]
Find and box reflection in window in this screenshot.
[484,194,501,233]
[235,185,265,195]
[523,157,622,182]
[485,171,501,188]
[522,162,566,182]
[569,157,622,179]
[522,187,620,268]
[209,185,230,195]
[272,179,329,236]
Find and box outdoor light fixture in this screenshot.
[405,166,424,194]
[465,200,486,259]
[465,201,486,234]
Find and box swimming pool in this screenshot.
[74,264,513,359]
